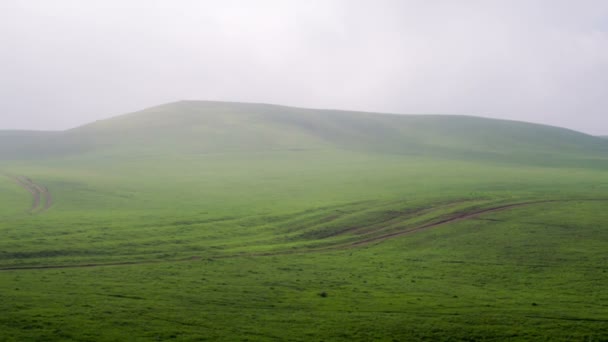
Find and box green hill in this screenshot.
[1,101,608,341]
[3,101,607,167]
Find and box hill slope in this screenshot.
[2,101,608,166]
[1,101,608,341]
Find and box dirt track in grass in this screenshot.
[10,175,53,213]
[3,198,602,272]
[347,200,557,247]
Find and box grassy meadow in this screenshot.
[1,102,607,341]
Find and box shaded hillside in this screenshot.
[0,130,60,160]
[2,101,607,166]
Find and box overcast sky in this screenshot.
[1,1,607,134]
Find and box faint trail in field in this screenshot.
[0,256,200,271]
[348,200,555,247]
[241,198,608,255]
[319,199,477,239]
[1,198,606,272]
[14,176,40,211]
[1,172,52,214]
[525,315,608,322]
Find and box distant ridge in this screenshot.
[1,101,607,167]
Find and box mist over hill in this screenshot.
[2,101,607,166]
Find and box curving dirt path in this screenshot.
[348,200,556,247]
[3,173,53,214]
[2,198,602,272]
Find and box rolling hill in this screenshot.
[2,101,607,167]
[1,101,608,341]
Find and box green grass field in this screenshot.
[1,102,607,341]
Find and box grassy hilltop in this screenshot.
[4,101,608,164]
[1,101,607,341]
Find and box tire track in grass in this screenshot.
[1,198,606,271]
[14,176,41,211]
[2,173,52,214]
[0,256,201,271]
[215,198,608,255]
[348,200,555,247]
